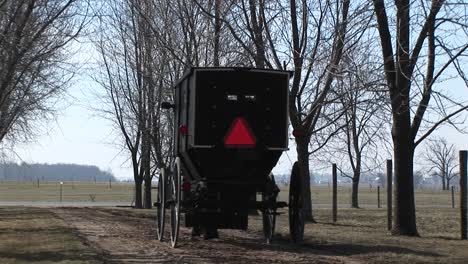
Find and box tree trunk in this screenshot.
[296,137,315,222]
[132,152,143,209]
[351,171,360,208]
[391,118,418,236]
[442,175,446,190]
[141,128,152,209]
[213,0,221,67]
[248,0,266,69]
[143,179,152,209]
[134,179,143,209]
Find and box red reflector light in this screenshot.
[182,180,191,191]
[179,125,188,135]
[224,117,256,148]
[292,128,302,138]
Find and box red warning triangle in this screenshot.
[224,117,256,148]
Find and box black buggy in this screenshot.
[156,67,305,247]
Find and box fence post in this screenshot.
[60,181,63,202]
[452,186,455,209]
[37,178,39,188]
[377,186,381,208]
[460,150,467,240]
[109,178,112,189]
[332,163,337,223]
[387,159,392,231]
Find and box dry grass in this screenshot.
[269,207,468,263]
[277,186,456,208]
[1,206,467,263]
[0,207,99,264]
[0,182,456,209]
[0,182,141,203]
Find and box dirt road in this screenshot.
[52,207,359,264]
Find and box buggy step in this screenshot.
[153,200,177,208]
[276,201,288,208]
[264,211,283,216]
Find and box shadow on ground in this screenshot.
[0,250,96,262]
[217,232,440,259]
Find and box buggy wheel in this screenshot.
[156,168,166,241]
[170,158,182,248]
[289,162,304,243]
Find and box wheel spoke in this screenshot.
[170,158,181,248]
[156,168,166,241]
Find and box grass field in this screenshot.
[0,181,145,203]
[0,181,458,208]
[273,207,468,263]
[288,186,456,208]
[0,207,99,264]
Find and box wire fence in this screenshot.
[0,180,460,208]
[0,181,140,203]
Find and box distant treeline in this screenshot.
[0,163,117,182]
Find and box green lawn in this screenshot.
[0,207,99,264]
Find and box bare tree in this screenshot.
[424,137,458,190]
[284,0,365,221]
[324,38,389,208]
[95,0,226,208]
[137,1,155,209]
[94,0,149,208]
[0,0,89,144]
[372,0,468,235]
[144,0,238,70]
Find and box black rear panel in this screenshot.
[175,68,290,186]
[193,69,288,149]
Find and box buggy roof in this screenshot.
[172,67,293,88]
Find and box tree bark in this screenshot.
[141,125,152,209]
[132,151,143,209]
[391,116,418,236]
[248,0,266,69]
[213,0,221,67]
[351,171,360,208]
[296,136,315,222]
[143,179,152,209]
[134,179,143,209]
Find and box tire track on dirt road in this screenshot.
[52,207,361,264]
